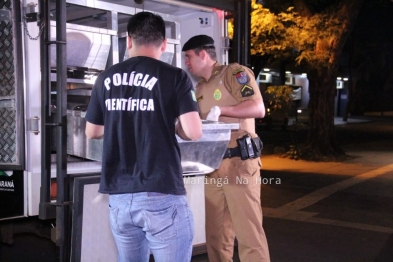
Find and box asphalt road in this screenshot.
[1,116,392,262]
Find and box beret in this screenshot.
[182,35,214,51]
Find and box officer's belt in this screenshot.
[223,147,241,159]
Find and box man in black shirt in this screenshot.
[85,11,202,262]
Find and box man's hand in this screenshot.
[176,112,202,141]
[206,106,221,121]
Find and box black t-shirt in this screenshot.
[85,56,198,195]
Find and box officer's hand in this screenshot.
[206,106,221,121]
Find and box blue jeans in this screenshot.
[108,192,194,262]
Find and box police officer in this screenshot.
[183,35,270,262]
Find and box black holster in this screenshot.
[236,135,263,160]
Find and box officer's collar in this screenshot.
[199,62,224,83]
[211,62,223,76]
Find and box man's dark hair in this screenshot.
[194,46,217,60]
[127,12,165,47]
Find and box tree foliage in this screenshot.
[250,0,365,161]
[251,1,354,69]
[265,85,293,113]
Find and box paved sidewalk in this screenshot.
[258,119,393,262]
[288,116,372,126]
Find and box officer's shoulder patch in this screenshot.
[241,85,254,97]
[231,65,248,84]
[234,71,248,84]
[232,67,245,75]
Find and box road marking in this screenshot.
[280,163,393,211]
[263,164,393,233]
[263,207,393,234]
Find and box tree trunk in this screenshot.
[304,67,345,160]
[301,0,364,160]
